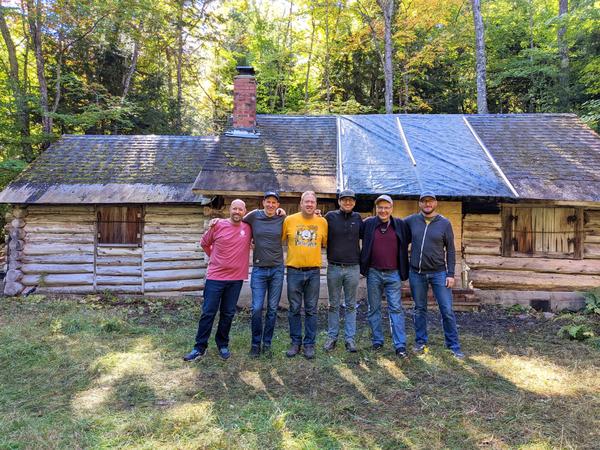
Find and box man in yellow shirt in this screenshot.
[282,190,328,359]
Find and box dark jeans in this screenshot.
[409,270,461,351]
[194,279,243,351]
[286,267,321,345]
[250,265,284,347]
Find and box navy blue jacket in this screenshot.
[359,216,410,280]
[405,213,456,276]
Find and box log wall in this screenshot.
[464,208,600,293]
[3,204,207,296]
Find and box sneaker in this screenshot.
[413,343,428,355]
[219,347,231,360]
[345,340,357,353]
[286,344,301,358]
[183,347,206,362]
[451,349,465,359]
[395,347,408,359]
[249,345,261,358]
[303,345,316,359]
[372,343,383,351]
[323,337,337,351]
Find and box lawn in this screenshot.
[0,295,599,449]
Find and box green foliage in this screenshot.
[583,287,600,316]
[505,303,533,315]
[558,324,595,341]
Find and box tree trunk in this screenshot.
[121,39,140,103]
[25,0,52,138]
[557,0,569,110]
[471,0,488,114]
[0,3,33,161]
[175,0,184,132]
[304,11,316,103]
[377,0,394,114]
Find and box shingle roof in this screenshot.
[467,114,600,201]
[0,135,214,203]
[191,115,338,196]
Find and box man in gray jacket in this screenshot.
[405,192,464,359]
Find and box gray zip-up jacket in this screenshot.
[405,213,455,277]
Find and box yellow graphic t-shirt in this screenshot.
[282,212,328,268]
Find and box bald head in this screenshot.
[229,199,246,224]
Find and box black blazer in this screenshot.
[359,215,410,280]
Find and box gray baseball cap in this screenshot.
[339,189,356,199]
[419,192,437,201]
[374,194,393,205]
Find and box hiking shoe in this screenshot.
[219,347,231,360]
[286,344,301,358]
[372,343,383,351]
[323,337,337,351]
[345,340,357,353]
[395,348,408,359]
[303,345,316,359]
[262,345,272,357]
[249,345,261,358]
[413,343,428,355]
[183,347,206,362]
[451,349,465,360]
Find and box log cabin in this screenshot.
[1,66,599,310]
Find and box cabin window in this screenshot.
[502,206,582,258]
[97,206,143,246]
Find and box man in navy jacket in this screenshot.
[360,195,410,358]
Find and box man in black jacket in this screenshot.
[324,189,362,353]
[360,195,410,358]
[405,192,464,359]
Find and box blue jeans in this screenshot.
[194,279,243,350]
[409,270,461,352]
[326,263,359,342]
[286,267,321,345]
[250,265,284,347]
[366,268,406,350]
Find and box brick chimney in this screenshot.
[232,66,256,129]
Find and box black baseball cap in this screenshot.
[264,191,280,201]
[339,189,356,199]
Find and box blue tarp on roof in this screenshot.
[338,114,515,198]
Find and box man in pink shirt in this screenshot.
[183,199,252,361]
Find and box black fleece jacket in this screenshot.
[359,215,410,280]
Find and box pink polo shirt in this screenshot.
[201,219,252,281]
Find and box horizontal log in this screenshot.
[469,269,600,291]
[144,225,205,234]
[143,234,202,243]
[96,247,142,257]
[27,206,95,215]
[22,273,94,286]
[144,268,205,282]
[26,215,94,224]
[463,214,501,224]
[39,286,95,294]
[143,251,204,262]
[21,263,94,275]
[465,255,600,275]
[584,243,600,259]
[144,205,205,215]
[27,234,95,244]
[584,234,600,244]
[144,214,205,225]
[96,275,142,285]
[145,290,203,297]
[23,243,94,256]
[462,229,502,240]
[24,224,95,234]
[21,254,94,264]
[96,266,142,276]
[144,279,204,292]
[143,259,206,271]
[95,256,141,266]
[463,245,501,256]
[143,242,202,252]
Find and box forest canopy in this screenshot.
[0,0,598,168]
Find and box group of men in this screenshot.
[183,189,464,362]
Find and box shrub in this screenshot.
[558,324,595,341]
[583,287,600,315]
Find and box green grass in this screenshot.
[0,296,599,449]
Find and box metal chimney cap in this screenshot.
[236,66,255,76]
